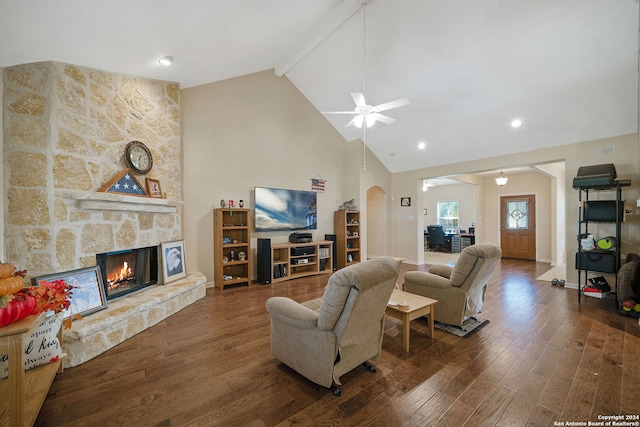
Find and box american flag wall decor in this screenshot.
[98,168,148,196]
[311,178,326,192]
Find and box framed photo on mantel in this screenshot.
[146,178,162,198]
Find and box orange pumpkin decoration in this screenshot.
[0,263,16,279]
[0,275,24,296]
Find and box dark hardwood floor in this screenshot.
[35,259,640,426]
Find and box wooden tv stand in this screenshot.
[270,241,334,283]
[0,312,63,426]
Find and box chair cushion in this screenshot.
[450,244,502,287]
[317,283,351,331]
[428,264,453,279]
[449,251,479,287]
[318,257,398,331]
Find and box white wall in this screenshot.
[391,134,640,282]
[536,162,566,265]
[181,70,351,284]
[367,186,387,258]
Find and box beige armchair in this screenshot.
[404,243,502,327]
[265,256,398,395]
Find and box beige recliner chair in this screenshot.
[265,256,398,395]
[404,243,501,327]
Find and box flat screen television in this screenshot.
[254,187,317,232]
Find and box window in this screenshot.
[506,200,529,230]
[437,201,459,233]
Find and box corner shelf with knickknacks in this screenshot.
[334,208,361,270]
[213,199,251,290]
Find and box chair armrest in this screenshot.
[404,270,452,289]
[266,297,319,330]
[428,264,453,279]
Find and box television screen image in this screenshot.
[255,187,317,232]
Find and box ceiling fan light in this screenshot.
[354,115,365,128]
[365,115,376,127]
[495,171,508,186]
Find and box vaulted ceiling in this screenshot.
[1,0,637,173]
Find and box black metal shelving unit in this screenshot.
[575,179,629,304]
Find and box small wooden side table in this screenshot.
[385,289,437,352]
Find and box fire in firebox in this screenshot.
[107,261,135,291]
[96,245,159,300]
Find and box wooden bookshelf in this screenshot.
[334,210,361,269]
[270,241,333,283]
[213,208,251,289]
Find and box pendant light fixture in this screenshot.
[495,171,508,186]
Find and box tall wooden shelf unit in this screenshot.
[575,179,629,304]
[334,210,361,269]
[270,241,333,283]
[0,312,63,426]
[213,208,251,290]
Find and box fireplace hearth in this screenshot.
[96,246,159,300]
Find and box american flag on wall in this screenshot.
[311,178,326,192]
[98,168,148,196]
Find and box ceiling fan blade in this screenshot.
[344,116,362,127]
[373,97,409,113]
[322,111,358,115]
[351,92,367,107]
[369,113,396,125]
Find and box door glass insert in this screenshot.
[506,201,529,230]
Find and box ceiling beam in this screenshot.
[274,0,363,77]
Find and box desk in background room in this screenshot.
[452,233,475,252]
[423,231,454,252]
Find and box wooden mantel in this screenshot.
[57,189,183,214]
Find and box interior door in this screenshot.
[500,195,536,260]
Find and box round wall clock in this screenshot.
[125,140,153,174]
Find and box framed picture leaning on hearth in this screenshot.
[32,266,108,320]
[161,240,187,284]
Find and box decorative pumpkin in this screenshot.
[0,275,24,296]
[0,291,37,327]
[0,263,15,279]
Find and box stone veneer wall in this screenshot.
[2,61,182,278]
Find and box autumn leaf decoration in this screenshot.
[27,279,78,329]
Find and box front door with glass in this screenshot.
[500,195,536,260]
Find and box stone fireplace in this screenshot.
[2,61,182,276]
[2,61,206,367]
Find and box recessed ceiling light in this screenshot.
[158,56,174,66]
[417,142,426,150]
[511,119,522,128]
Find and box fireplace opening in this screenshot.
[96,246,159,300]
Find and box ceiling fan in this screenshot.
[322,0,409,128]
[323,92,409,128]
